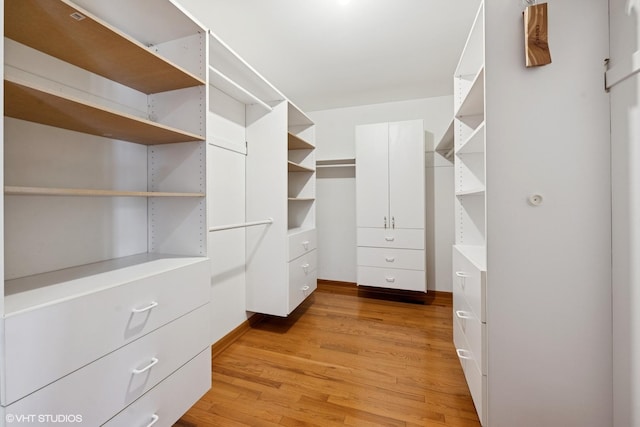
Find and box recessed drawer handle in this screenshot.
[385,277,396,283]
[145,414,160,427]
[385,257,395,262]
[384,236,395,242]
[302,241,310,250]
[132,357,159,375]
[132,301,158,313]
[456,349,472,360]
[455,271,469,278]
[455,310,473,320]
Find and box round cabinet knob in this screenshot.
[528,194,543,206]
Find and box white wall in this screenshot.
[609,1,640,426]
[309,96,454,290]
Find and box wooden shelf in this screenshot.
[457,122,485,155]
[4,79,204,145]
[288,133,314,150]
[455,68,485,119]
[287,161,315,173]
[5,186,204,198]
[5,0,204,94]
[288,197,315,202]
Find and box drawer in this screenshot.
[357,227,424,250]
[289,269,317,314]
[357,266,426,292]
[103,349,211,427]
[358,247,425,270]
[288,250,317,285]
[453,290,487,374]
[453,246,486,322]
[3,257,210,405]
[454,316,487,426]
[3,305,210,426]
[288,228,317,261]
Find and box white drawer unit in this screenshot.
[357,247,425,270]
[452,246,486,322]
[357,227,425,250]
[288,250,317,313]
[357,266,426,292]
[3,256,210,405]
[453,316,487,426]
[288,228,317,261]
[3,305,210,426]
[453,287,487,374]
[103,349,211,427]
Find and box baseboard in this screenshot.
[211,313,266,360]
[317,279,452,306]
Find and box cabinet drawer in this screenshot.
[453,246,486,322]
[453,290,486,374]
[289,269,317,314]
[357,227,424,250]
[357,266,426,292]
[103,349,211,427]
[288,228,317,261]
[358,247,425,270]
[454,316,487,426]
[288,250,317,285]
[3,257,210,405]
[4,305,210,426]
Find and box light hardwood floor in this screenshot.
[175,281,481,426]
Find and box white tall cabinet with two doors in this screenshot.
[356,120,426,292]
[1,0,211,425]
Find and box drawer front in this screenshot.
[454,316,487,426]
[357,227,424,250]
[4,305,210,426]
[288,228,317,261]
[103,349,211,427]
[357,266,426,292]
[453,290,486,374]
[4,258,210,405]
[358,247,425,270]
[453,247,486,322]
[289,269,317,314]
[288,250,317,285]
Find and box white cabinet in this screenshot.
[2,0,210,423]
[452,2,612,426]
[246,101,317,316]
[356,120,426,292]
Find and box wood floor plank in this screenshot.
[175,281,481,426]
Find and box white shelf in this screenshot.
[316,158,356,168]
[5,186,204,198]
[455,68,485,119]
[435,119,454,153]
[208,66,272,113]
[288,197,315,202]
[4,254,207,316]
[287,226,315,236]
[456,188,485,197]
[454,244,486,272]
[457,122,485,155]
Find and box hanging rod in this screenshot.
[208,218,273,232]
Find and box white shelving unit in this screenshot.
[452,2,487,425]
[2,0,211,424]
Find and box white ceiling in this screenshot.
[177,0,481,112]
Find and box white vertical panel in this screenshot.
[610,1,640,425]
[150,86,206,139]
[355,122,389,229]
[484,1,611,425]
[207,145,249,344]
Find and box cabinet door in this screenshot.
[389,120,424,229]
[356,122,389,228]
